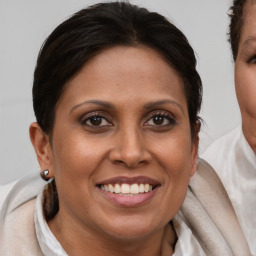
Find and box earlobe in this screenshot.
[29,122,53,177]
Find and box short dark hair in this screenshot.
[228,0,247,61]
[228,0,256,61]
[33,1,202,136]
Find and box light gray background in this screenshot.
[0,0,240,184]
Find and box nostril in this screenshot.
[113,160,125,165]
[108,142,151,168]
[112,158,147,168]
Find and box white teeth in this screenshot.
[114,184,121,193]
[131,184,139,194]
[121,184,130,194]
[139,184,144,193]
[109,184,114,193]
[100,183,153,194]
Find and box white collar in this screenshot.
[239,126,256,167]
[34,191,205,256]
[34,191,68,256]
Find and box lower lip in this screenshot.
[97,187,159,207]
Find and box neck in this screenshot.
[48,211,175,256]
[242,117,256,154]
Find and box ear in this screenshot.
[29,122,54,178]
[189,121,201,177]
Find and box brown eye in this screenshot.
[145,113,176,127]
[83,115,110,127]
[152,115,165,125]
[89,116,103,126]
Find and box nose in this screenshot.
[109,127,151,168]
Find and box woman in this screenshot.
[202,0,256,254]
[0,2,249,255]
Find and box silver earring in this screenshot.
[40,169,50,181]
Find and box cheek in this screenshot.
[152,132,193,179]
[164,132,192,163]
[51,132,107,179]
[159,143,192,219]
[160,135,193,202]
[50,134,107,210]
[235,68,256,115]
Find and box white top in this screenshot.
[34,190,206,255]
[202,125,256,256]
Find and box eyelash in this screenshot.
[248,55,256,64]
[80,112,113,128]
[144,111,176,127]
[80,110,176,130]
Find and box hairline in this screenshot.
[233,0,256,60]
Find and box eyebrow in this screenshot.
[70,99,184,114]
[241,36,256,53]
[143,99,184,114]
[70,100,115,114]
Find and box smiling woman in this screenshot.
[42,45,196,247]
[0,1,249,256]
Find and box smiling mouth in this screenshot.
[96,177,160,206]
[99,183,157,196]
[96,176,160,197]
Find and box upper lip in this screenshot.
[97,176,160,186]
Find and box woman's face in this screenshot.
[235,1,256,132]
[47,46,197,240]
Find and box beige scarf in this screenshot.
[0,159,250,255]
[180,159,250,255]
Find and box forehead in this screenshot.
[239,0,256,44]
[60,46,186,107]
[243,0,256,21]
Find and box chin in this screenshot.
[101,214,165,240]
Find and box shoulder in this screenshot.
[0,172,45,214]
[200,126,241,172]
[0,173,45,255]
[0,199,43,255]
[179,158,250,255]
[202,125,241,159]
[0,180,18,209]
